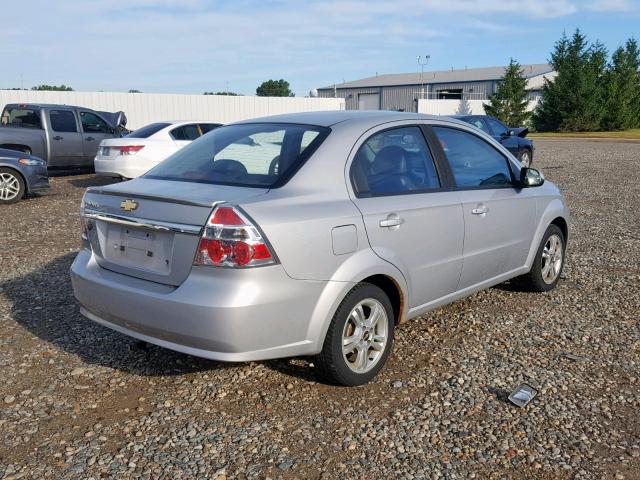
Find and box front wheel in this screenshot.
[518,149,532,167]
[316,283,395,386]
[0,168,25,204]
[516,224,565,292]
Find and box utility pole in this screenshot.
[417,55,430,100]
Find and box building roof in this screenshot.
[319,64,553,90]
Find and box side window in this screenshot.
[199,123,221,134]
[171,124,201,141]
[1,108,42,129]
[467,117,491,134]
[486,117,508,136]
[49,110,78,133]
[351,126,440,197]
[432,127,513,188]
[80,112,111,133]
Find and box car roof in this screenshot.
[234,110,469,129]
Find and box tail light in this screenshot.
[112,145,144,155]
[194,206,275,268]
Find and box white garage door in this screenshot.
[358,93,380,110]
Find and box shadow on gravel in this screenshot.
[2,252,321,381]
[69,176,121,189]
[2,253,231,377]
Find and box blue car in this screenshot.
[452,115,534,167]
[0,148,49,204]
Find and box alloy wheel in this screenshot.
[0,172,20,201]
[342,298,388,374]
[541,233,563,284]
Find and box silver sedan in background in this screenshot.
[71,111,569,386]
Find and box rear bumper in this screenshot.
[70,249,329,361]
[94,156,150,179]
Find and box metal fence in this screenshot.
[0,90,345,129]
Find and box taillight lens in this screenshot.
[194,206,275,268]
[112,145,144,155]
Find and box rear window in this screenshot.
[144,123,330,188]
[1,107,42,129]
[126,122,171,138]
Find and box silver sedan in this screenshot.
[71,111,569,386]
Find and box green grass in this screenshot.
[530,129,640,139]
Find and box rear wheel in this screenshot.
[0,168,25,204]
[316,283,394,386]
[518,149,532,167]
[516,224,565,292]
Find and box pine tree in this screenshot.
[603,38,640,130]
[483,59,531,126]
[534,29,607,132]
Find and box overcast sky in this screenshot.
[1,0,638,96]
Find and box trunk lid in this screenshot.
[82,178,268,286]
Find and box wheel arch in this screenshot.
[525,199,569,269]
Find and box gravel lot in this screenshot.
[1,140,639,480]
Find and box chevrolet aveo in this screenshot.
[71,111,569,386]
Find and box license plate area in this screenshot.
[101,223,174,275]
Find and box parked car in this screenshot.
[0,103,128,168]
[94,121,222,179]
[71,111,568,386]
[0,148,49,204]
[452,115,534,166]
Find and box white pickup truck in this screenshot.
[0,103,128,168]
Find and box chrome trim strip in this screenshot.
[83,209,202,235]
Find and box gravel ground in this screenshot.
[1,140,639,480]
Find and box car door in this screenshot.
[349,125,464,309]
[431,125,537,290]
[47,109,84,167]
[80,111,116,164]
[485,117,519,156]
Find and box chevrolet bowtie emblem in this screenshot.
[120,199,138,212]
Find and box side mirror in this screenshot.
[508,129,516,136]
[520,167,544,187]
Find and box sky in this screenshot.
[1,0,639,96]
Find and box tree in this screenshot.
[603,38,640,130]
[204,91,240,96]
[31,84,73,91]
[483,58,531,126]
[534,29,607,132]
[256,79,294,97]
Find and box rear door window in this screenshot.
[171,124,201,141]
[1,107,42,129]
[351,126,440,197]
[49,110,78,132]
[126,122,171,138]
[432,126,514,188]
[145,123,329,187]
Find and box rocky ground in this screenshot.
[1,140,639,479]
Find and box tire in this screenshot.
[0,168,25,205]
[316,283,395,386]
[516,224,565,292]
[518,149,532,167]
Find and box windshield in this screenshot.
[144,123,330,188]
[126,122,171,138]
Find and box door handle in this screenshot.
[85,136,95,141]
[471,205,489,215]
[53,135,63,141]
[379,215,404,228]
